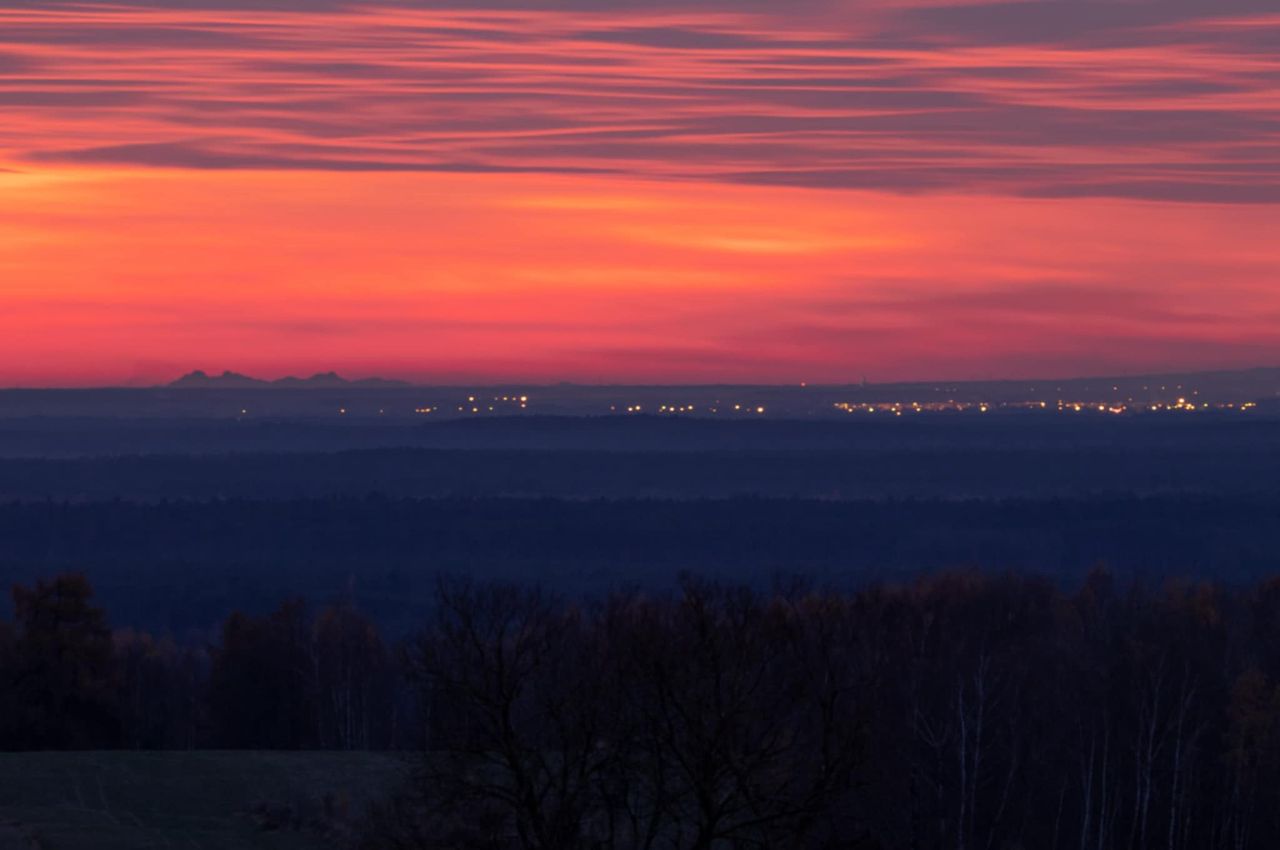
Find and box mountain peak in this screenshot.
[170,369,265,388]
[168,371,410,389]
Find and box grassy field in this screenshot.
[0,751,408,849]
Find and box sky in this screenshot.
[1,0,1277,386]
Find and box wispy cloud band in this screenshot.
[2,1,1277,202]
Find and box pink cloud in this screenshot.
[0,2,1276,384]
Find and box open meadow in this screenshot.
[0,752,405,850]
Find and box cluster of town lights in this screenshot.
[610,403,766,415]
[834,399,1259,416]
[241,391,1260,419]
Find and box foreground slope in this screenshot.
[0,752,403,850]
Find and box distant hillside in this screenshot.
[169,370,410,389]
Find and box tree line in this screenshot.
[0,574,407,751]
[4,494,1280,637]
[11,570,1280,848]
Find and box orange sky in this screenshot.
[1,2,1277,385]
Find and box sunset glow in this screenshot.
[2,1,1277,385]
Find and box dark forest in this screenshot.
[3,411,1280,846]
[10,569,1280,849]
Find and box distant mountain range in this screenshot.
[169,370,411,389]
[164,366,1280,394]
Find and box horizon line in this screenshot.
[2,363,1278,393]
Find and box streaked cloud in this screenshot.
[1,2,1276,201]
[1,2,1276,384]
